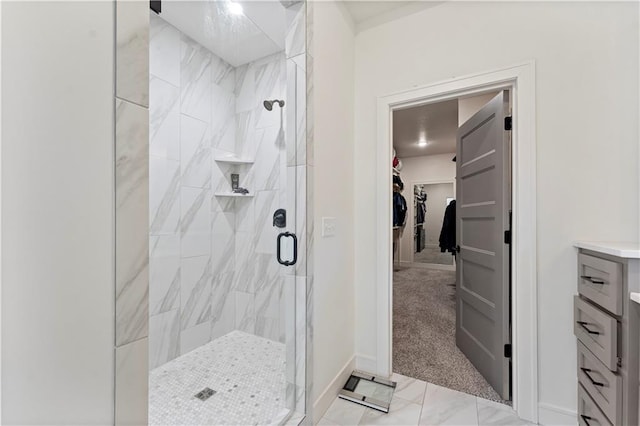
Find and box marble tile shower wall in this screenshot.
[148,13,288,370]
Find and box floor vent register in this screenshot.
[338,370,396,413]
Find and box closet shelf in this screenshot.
[214,156,254,165]
[214,192,254,198]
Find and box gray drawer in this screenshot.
[574,296,618,371]
[578,384,613,426]
[578,253,623,315]
[577,341,622,425]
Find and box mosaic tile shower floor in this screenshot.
[149,331,290,425]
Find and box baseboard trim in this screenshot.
[312,355,356,424]
[355,354,377,374]
[538,403,577,426]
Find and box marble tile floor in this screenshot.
[319,373,536,426]
[149,330,293,425]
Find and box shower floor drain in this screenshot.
[194,387,216,401]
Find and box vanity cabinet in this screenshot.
[574,242,640,426]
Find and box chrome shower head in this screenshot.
[263,100,285,111]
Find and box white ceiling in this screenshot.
[159,1,287,68]
[393,100,458,158]
[343,1,444,31]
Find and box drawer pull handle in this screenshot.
[580,368,605,387]
[581,275,605,285]
[577,321,600,335]
[580,415,594,426]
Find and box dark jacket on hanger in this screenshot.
[393,192,407,227]
[439,200,456,253]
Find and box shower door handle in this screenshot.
[277,232,297,266]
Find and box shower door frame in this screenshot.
[112,0,313,423]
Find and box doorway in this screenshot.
[391,93,510,403]
[375,63,538,422]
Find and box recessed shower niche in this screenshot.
[147,1,309,423]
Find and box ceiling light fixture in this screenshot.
[227,1,243,15]
[418,138,428,147]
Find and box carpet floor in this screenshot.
[392,265,508,404]
[413,246,455,265]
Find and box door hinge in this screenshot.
[504,116,512,131]
[504,344,512,358]
[504,230,511,245]
[150,0,162,14]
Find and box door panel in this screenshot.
[456,91,511,399]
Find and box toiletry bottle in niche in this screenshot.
[231,173,239,191]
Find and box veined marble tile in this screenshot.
[235,291,256,334]
[212,229,235,276]
[115,337,149,425]
[476,399,530,426]
[211,53,235,93]
[149,235,180,315]
[306,0,314,58]
[149,309,180,370]
[149,75,180,161]
[254,53,286,108]
[255,263,282,318]
[180,255,212,330]
[360,395,422,426]
[211,83,236,154]
[234,63,253,112]
[323,398,366,426]
[294,165,307,277]
[235,196,255,233]
[180,114,212,188]
[284,275,296,383]
[116,0,149,107]
[212,210,235,237]
[150,13,180,87]
[294,276,306,386]
[390,373,427,405]
[305,165,314,287]
[286,59,298,166]
[234,230,257,293]
[236,110,258,160]
[180,34,211,122]
[420,383,478,426]
[115,99,149,347]
[211,272,235,340]
[255,190,280,254]
[245,126,283,193]
[180,187,212,258]
[150,156,180,235]
[285,1,305,59]
[306,54,314,167]
[180,321,212,355]
[295,60,307,166]
[255,317,280,342]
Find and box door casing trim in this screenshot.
[375,62,537,423]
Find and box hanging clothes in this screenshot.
[415,192,427,225]
[439,199,456,253]
[393,192,407,227]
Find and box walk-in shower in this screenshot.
[148,1,308,424]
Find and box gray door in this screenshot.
[455,91,511,399]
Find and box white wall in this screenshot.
[2,2,115,423]
[311,0,356,419]
[396,154,455,263]
[354,1,639,422]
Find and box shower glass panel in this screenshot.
[147,1,306,424]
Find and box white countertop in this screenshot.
[575,241,640,259]
[631,293,640,305]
